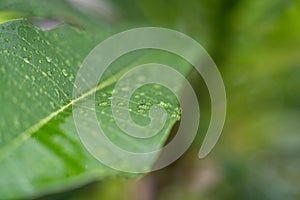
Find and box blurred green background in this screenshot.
[6,0,299,199]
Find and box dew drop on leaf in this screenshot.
[99,102,110,107]
[23,58,30,64]
[62,69,68,77]
[42,71,47,77]
[46,56,52,63]
[159,101,168,109]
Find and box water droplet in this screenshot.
[23,58,30,64]
[174,107,182,114]
[22,47,27,51]
[62,69,68,77]
[99,102,110,107]
[5,38,9,42]
[171,107,182,120]
[171,113,180,120]
[68,74,74,82]
[138,103,150,112]
[159,101,168,109]
[46,56,52,63]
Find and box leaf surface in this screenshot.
[0,19,192,199]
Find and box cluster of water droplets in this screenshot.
[97,85,182,122]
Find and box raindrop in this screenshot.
[47,71,52,76]
[23,58,30,64]
[46,56,52,63]
[171,113,180,120]
[138,103,150,112]
[159,101,168,109]
[5,38,9,43]
[22,47,27,51]
[62,69,68,77]
[99,102,110,107]
[68,74,74,82]
[174,107,182,114]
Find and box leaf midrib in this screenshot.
[0,65,132,161]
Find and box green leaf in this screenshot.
[0,19,192,199]
[0,0,93,26]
